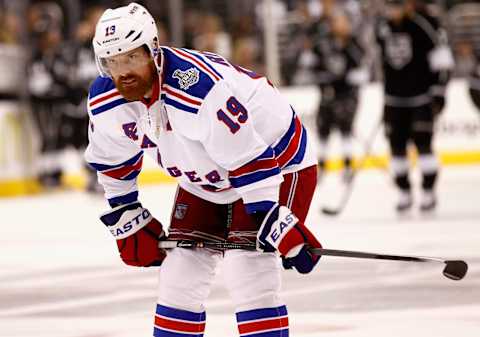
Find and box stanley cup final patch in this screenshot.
[172,68,200,90]
[174,203,189,220]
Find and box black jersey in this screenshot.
[468,58,480,111]
[28,41,85,105]
[376,11,452,107]
[309,19,365,101]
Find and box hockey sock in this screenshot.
[391,156,410,190]
[422,172,437,190]
[419,154,439,190]
[236,305,289,337]
[153,304,206,337]
[395,174,411,191]
[344,156,352,170]
[318,158,326,170]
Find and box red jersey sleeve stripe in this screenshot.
[89,90,120,107]
[102,156,143,180]
[229,147,280,178]
[172,48,221,82]
[276,118,303,167]
[164,86,202,106]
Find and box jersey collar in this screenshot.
[141,49,165,108]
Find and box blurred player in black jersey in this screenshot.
[309,7,368,182]
[376,0,453,212]
[28,6,84,188]
[468,54,480,114]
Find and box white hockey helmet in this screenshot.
[92,2,160,77]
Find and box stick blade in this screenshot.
[321,207,341,216]
[443,260,468,281]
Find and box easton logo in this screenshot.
[172,68,200,90]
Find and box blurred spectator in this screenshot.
[0,8,21,44]
[193,13,232,59]
[468,53,480,115]
[453,40,476,77]
[156,22,170,45]
[232,37,264,74]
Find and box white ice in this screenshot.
[0,165,479,337]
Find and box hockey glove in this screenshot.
[256,204,322,274]
[100,202,167,267]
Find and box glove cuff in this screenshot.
[100,203,157,240]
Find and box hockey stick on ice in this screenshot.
[321,118,384,216]
[159,240,468,281]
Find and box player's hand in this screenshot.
[100,202,167,267]
[256,203,322,274]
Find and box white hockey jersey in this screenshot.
[85,47,316,213]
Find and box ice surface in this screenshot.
[0,166,479,337]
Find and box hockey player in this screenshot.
[309,9,367,181]
[376,0,453,212]
[85,3,322,337]
[468,54,480,113]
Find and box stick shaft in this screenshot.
[309,248,443,263]
[159,240,445,264]
[322,120,383,215]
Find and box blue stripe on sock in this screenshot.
[236,305,288,323]
[155,304,206,322]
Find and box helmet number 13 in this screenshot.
[216,97,248,134]
[105,25,116,36]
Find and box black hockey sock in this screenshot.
[344,157,352,170]
[422,172,437,190]
[395,174,411,191]
[318,159,326,170]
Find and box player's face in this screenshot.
[104,46,157,101]
[385,0,406,20]
[331,14,351,38]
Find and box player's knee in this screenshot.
[318,128,330,139]
[317,120,330,138]
[339,124,353,136]
[413,133,433,154]
[223,250,283,311]
[157,248,220,312]
[390,142,407,157]
[386,130,408,156]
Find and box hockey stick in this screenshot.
[321,118,383,216]
[159,240,468,281]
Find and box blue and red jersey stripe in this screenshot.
[162,84,202,114]
[170,47,222,82]
[88,77,128,115]
[274,114,307,169]
[229,147,280,189]
[228,112,307,191]
[88,151,143,181]
[179,48,224,81]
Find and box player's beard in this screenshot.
[114,61,157,101]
